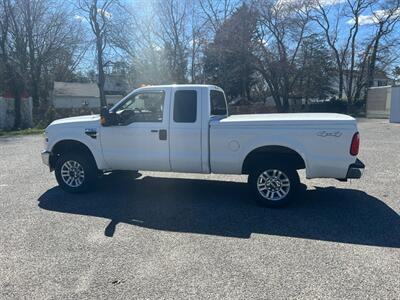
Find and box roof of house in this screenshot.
[54,82,100,98]
[373,70,390,80]
[342,69,390,80]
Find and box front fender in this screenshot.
[47,128,108,170]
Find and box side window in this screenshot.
[210,90,227,116]
[117,91,165,123]
[173,90,197,123]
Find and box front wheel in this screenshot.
[55,153,97,193]
[248,163,300,207]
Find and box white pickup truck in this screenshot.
[41,84,364,206]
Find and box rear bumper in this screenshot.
[337,159,365,181]
[41,150,51,166]
[346,159,365,179]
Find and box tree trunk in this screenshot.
[272,94,283,112]
[282,95,289,113]
[30,70,40,121]
[97,37,107,108]
[338,67,344,100]
[361,34,382,111]
[282,77,290,113]
[353,44,371,103]
[12,81,22,129]
[305,75,310,107]
[245,82,251,103]
[366,33,381,89]
[26,0,40,122]
[256,66,284,112]
[347,17,360,114]
[269,86,282,112]
[191,41,196,83]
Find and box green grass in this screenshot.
[0,128,44,137]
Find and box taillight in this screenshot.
[350,132,360,156]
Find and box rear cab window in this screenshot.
[210,90,228,116]
[173,90,197,123]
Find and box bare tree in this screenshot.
[313,0,398,111]
[0,0,86,126]
[198,0,238,34]
[0,0,28,128]
[17,0,81,118]
[365,0,400,88]
[156,0,189,83]
[77,0,122,107]
[343,0,373,108]
[344,0,400,105]
[254,0,312,112]
[313,1,349,100]
[119,2,169,85]
[188,1,207,83]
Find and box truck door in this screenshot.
[100,88,171,171]
[169,87,203,173]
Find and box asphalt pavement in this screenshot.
[0,118,399,299]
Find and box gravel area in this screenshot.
[0,118,399,299]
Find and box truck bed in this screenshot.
[215,113,355,126]
[209,113,358,178]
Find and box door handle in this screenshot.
[159,129,167,140]
[150,129,158,133]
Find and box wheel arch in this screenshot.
[242,145,306,174]
[50,139,98,170]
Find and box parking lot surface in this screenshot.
[1,118,399,299]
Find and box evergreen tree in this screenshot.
[203,4,257,102]
[295,35,336,103]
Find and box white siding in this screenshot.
[53,95,123,109]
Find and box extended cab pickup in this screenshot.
[41,84,364,206]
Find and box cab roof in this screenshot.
[133,84,223,91]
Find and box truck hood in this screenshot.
[214,113,356,126]
[48,115,101,128]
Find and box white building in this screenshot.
[52,82,125,110]
[366,85,400,120]
[330,70,393,101]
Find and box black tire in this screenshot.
[248,162,300,207]
[55,153,97,193]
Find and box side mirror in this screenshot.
[100,106,114,126]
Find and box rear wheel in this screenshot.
[248,163,300,207]
[55,153,97,193]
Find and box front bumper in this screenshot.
[41,150,51,166]
[346,159,365,179]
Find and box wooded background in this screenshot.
[1,0,399,129]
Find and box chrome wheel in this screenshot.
[256,169,290,201]
[60,160,85,188]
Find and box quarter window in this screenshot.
[173,90,197,123]
[210,90,227,116]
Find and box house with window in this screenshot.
[51,76,129,117]
[330,69,394,101]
